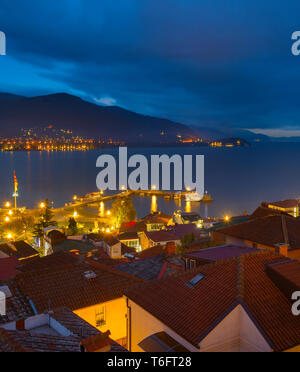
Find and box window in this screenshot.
[95,306,106,327]
[185,273,205,289]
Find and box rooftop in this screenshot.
[116,254,184,281]
[184,245,259,263]
[0,258,142,324]
[216,215,300,251]
[125,252,300,352]
[0,257,20,281]
[0,308,126,352]
[144,230,179,243]
[0,241,39,261]
[267,199,299,209]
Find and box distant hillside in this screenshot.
[0,93,195,144]
[190,125,270,143]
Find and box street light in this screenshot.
[73,195,78,201]
[4,202,11,208]
[6,233,13,240]
[106,210,111,216]
[4,217,10,223]
[73,211,78,218]
[224,215,231,222]
[8,210,13,216]
[40,202,45,209]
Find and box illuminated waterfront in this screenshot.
[1,143,300,218]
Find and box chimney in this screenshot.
[80,331,112,352]
[166,242,175,255]
[275,243,289,257]
[16,319,25,331]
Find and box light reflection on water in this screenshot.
[1,143,300,218]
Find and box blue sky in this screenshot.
[0,0,300,136]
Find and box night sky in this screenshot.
[1,1,300,136]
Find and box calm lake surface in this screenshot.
[1,143,300,218]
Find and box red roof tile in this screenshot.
[10,259,142,314]
[216,215,300,251]
[0,257,20,281]
[125,252,300,352]
[145,231,179,243]
[268,200,299,209]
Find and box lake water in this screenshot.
[1,143,300,218]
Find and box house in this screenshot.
[124,252,300,352]
[0,307,126,352]
[0,255,142,347]
[0,241,39,261]
[212,214,300,259]
[182,245,258,271]
[102,235,122,259]
[116,243,184,281]
[118,232,140,251]
[119,212,173,236]
[173,211,203,228]
[265,200,299,218]
[141,212,173,231]
[139,231,180,251]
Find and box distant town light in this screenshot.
[73,195,78,201]
[4,202,11,208]
[107,210,111,216]
[40,202,45,209]
[224,215,231,222]
[73,211,78,218]
[8,210,13,216]
[6,233,13,240]
[4,217,10,223]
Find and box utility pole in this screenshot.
[13,171,18,211]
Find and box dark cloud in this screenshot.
[0,0,300,131]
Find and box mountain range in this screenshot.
[0,92,270,143]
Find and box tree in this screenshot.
[33,199,57,255]
[111,196,137,226]
[67,217,78,236]
[176,233,196,255]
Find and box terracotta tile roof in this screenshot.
[216,215,300,251]
[116,254,184,281]
[268,200,299,209]
[0,257,20,280]
[2,259,142,318]
[125,252,300,352]
[164,224,202,240]
[251,206,290,219]
[137,245,166,259]
[0,241,38,261]
[18,252,80,273]
[184,245,259,263]
[118,232,139,241]
[141,212,172,225]
[145,231,180,243]
[120,221,146,233]
[103,235,120,246]
[0,308,127,352]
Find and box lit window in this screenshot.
[95,306,106,327]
